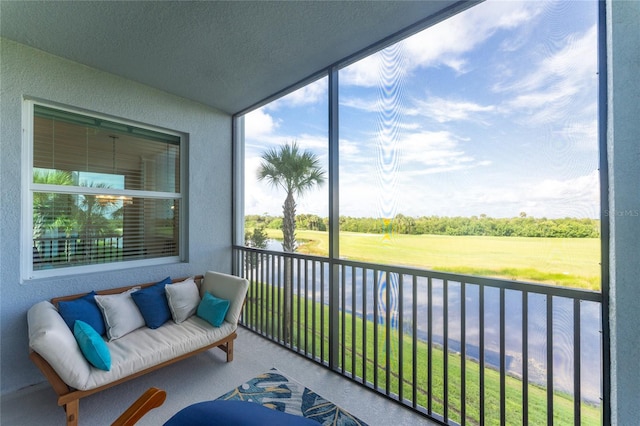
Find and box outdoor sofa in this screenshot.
[27,271,249,426]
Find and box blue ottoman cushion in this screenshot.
[164,400,318,426]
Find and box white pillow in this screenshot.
[165,278,200,323]
[95,288,145,341]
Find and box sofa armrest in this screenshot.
[28,301,91,389]
[200,271,249,326]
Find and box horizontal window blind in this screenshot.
[34,105,180,144]
[30,104,182,274]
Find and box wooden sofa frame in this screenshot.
[29,275,239,426]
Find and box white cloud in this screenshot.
[267,78,327,109]
[340,0,544,87]
[527,171,599,204]
[402,170,600,219]
[499,25,598,126]
[400,131,480,171]
[244,1,599,220]
[555,120,598,152]
[334,131,489,217]
[244,108,278,139]
[340,55,384,88]
[244,156,282,215]
[468,171,600,218]
[337,138,362,159]
[410,96,496,123]
[340,95,382,113]
[501,25,597,94]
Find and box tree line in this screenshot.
[246,213,600,238]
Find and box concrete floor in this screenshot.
[1,327,437,425]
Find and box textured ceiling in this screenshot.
[1,1,468,114]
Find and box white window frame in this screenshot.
[21,99,186,281]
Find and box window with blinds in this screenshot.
[28,103,183,277]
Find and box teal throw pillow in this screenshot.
[196,292,230,327]
[74,320,111,371]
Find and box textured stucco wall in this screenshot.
[607,0,640,423]
[0,39,232,393]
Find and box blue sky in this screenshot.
[244,0,599,220]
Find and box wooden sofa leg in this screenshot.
[65,399,79,426]
[226,339,234,362]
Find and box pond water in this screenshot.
[261,240,602,403]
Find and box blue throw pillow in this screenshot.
[58,291,106,336]
[74,320,111,371]
[196,292,230,327]
[164,400,318,426]
[131,277,172,329]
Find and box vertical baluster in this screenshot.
[412,275,418,409]
[256,251,261,334]
[249,250,255,330]
[304,258,309,355]
[321,260,325,363]
[329,260,340,370]
[363,268,368,385]
[264,253,274,339]
[341,265,346,373]
[523,291,529,425]
[239,249,243,317]
[443,279,449,422]
[296,257,302,351]
[374,270,379,390]
[479,284,485,425]
[277,254,282,342]
[245,250,250,328]
[385,270,391,395]
[500,287,506,424]
[574,298,581,426]
[263,251,268,335]
[263,252,268,336]
[461,282,467,424]
[264,252,269,336]
[398,273,404,402]
[312,260,317,360]
[270,254,275,339]
[254,251,259,332]
[254,251,259,333]
[305,259,310,357]
[547,295,554,425]
[260,251,264,334]
[351,266,357,379]
[428,276,433,415]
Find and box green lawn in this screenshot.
[243,280,601,425]
[263,229,600,291]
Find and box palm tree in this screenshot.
[33,170,76,265]
[257,141,325,343]
[76,183,119,264]
[257,141,325,252]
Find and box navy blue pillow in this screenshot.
[58,291,106,336]
[131,277,172,329]
[164,400,318,426]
